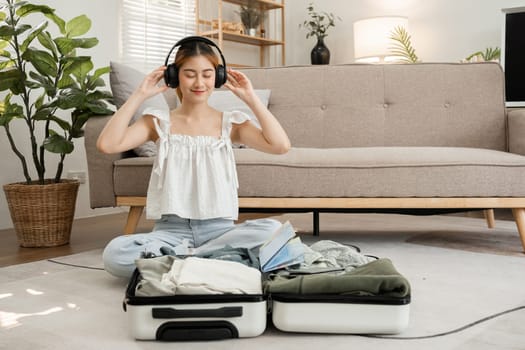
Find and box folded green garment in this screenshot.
[264,258,410,298]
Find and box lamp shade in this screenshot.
[353,16,408,63]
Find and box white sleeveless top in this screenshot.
[144,107,250,220]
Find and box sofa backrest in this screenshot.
[240,62,506,151]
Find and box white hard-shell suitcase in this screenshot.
[271,293,410,334]
[124,270,267,341]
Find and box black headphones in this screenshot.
[164,36,227,89]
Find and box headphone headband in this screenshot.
[164,36,227,71]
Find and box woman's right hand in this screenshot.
[135,66,169,100]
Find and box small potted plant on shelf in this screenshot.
[300,2,340,65]
[0,0,113,247]
[237,0,264,36]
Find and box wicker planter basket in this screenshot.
[3,179,80,247]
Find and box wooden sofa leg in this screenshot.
[484,209,495,229]
[124,206,144,234]
[512,208,525,253]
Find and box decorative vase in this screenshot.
[3,179,80,247]
[311,37,330,65]
[248,28,257,36]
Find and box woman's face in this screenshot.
[178,55,216,104]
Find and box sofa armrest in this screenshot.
[84,115,125,208]
[508,108,525,156]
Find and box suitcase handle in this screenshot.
[152,306,243,319]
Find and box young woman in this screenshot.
[97,37,291,278]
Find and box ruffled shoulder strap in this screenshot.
[143,107,170,136]
[221,110,251,138]
[143,107,170,181]
[143,106,170,124]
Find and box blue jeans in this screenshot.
[102,214,281,278]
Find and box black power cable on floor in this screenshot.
[46,258,525,340]
[47,259,105,271]
[362,305,525,340]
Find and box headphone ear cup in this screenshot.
[165,63,179,88]
[215,64,226,88]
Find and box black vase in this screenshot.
[311,37,330,65]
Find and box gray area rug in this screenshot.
[1,213,525,350]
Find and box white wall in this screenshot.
[1,0,524,229]
[286,0,525,65]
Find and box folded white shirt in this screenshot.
[161,257,262,295]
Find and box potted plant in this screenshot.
[237,0,264,36]
[300,2,340,65]
[0,0,113,247]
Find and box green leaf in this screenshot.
[0,49,12,57]
[54,37,98,55]
[71,59,93,83]
[61,55,90,74]
[15,24,32,36]
[85,101,112,115]
[0,69,24,94]
[0,59,15,70]
[0,12,6,22]
[86,77,105,90]
[0,25,15,38]
[49,115,71,131]
[389,26,419,63]
[43,133,74,154]
[86,90,112,101]
[53,37,73,55]
[37,31,57,57]
[28,71,55,95]
[44,13,66,34]
[32,107,53,120]
[55,89,85,109]
[57,75,75,89]
[20,21,48,53]
[70,111,95,137]
[34,93,45,110]
[22,48,57,76]
[65,15,91,38]
[0,101,24,126]
[16,4,55,17]
[86,66,110,89]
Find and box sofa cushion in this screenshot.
[240,63,506,151]
[112,147,525,198]
[234,147,525,197]
[113,157,154,196]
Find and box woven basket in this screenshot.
[3,179,80,247]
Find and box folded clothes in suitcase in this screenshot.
[123,256,267,341]
[267,258,411,334]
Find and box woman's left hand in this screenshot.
[223,68,255,102]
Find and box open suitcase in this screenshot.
[271,293,411,334]
[123,269,267,341]
[266,256,411,335]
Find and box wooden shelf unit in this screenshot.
[196,0,285,66]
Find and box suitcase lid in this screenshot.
[270,293,411,305]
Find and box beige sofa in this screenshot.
[85,62,525,251]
